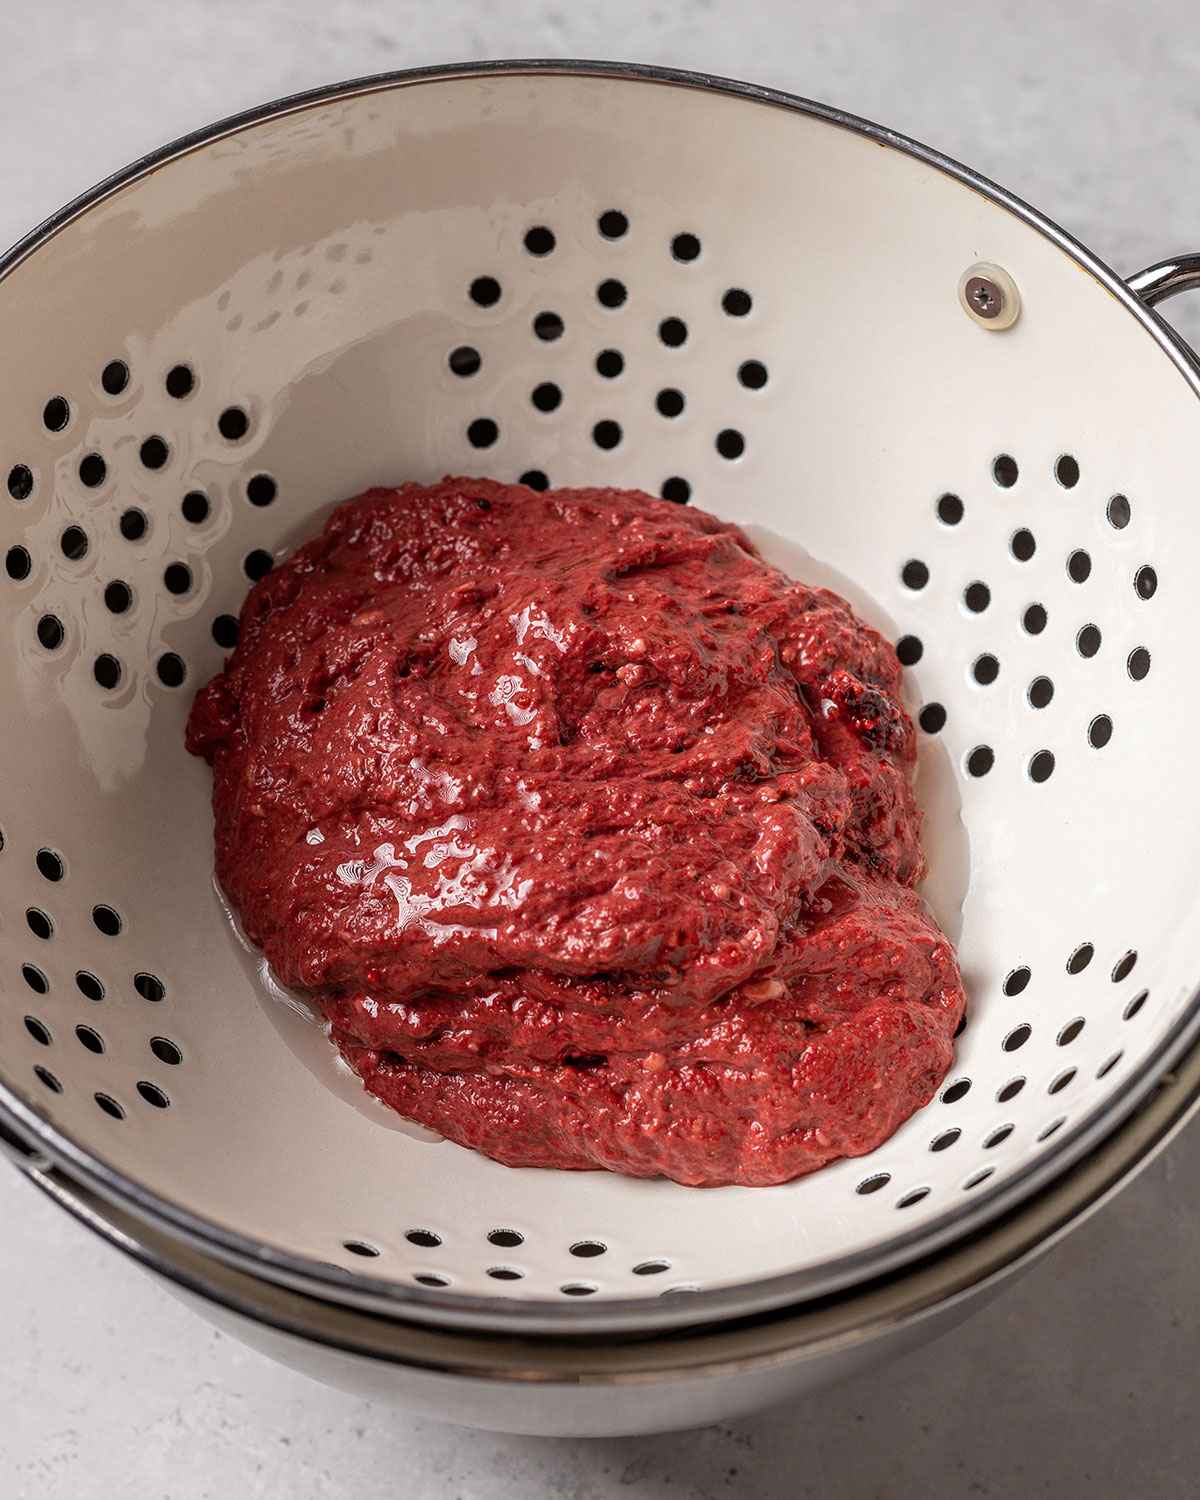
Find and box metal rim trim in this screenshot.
[3,57,1200,1336]
[25,1028,1200,1382]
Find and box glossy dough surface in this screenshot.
[187,479,964,1186]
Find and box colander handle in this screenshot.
[1128,255,1200,305]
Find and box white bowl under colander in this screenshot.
[3,61,1200,1337]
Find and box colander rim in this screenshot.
[3,56,1199,1336]
[23,1020,1200,1379]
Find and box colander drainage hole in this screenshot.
[247,474,276,508]
[1097,1051,1123,1078]
[1049,1068,1076,1095]
[930,1128,960,1152]
[487,1229,523,1249]
[21,964,48,994]
[671,232,701,262]
[1002,1024,1031,1053]
[94,1093,124,1120]
[75,972,104,1002]
[120,508,148,542]
[1127,647,1151,681]
[449,345,481,376]
[75,1024,104,1055]
[93,655,122,691]
[243,549,274,582]
[415,1273,449,1288]
[966,745,994,778]
[919,703,946,734]
[964,1167,995,1191]
[997,1077,1026,1103]
[139,436,169,471]
[1088,714,1113,749]
[467,418,499,450]
[1067,549,1091,584]
[212,615,240,649]
[1107,494,1131,528]
[596,278,627,309]
[569,1240,607,1258]
[661,477,691,505]
[964,581,991,613]
[23,1015,51,1045]
[1055,455,1080,488]
[1112,949,1138,982]
[658,317,688,348]
[561,1282,598,1296]
[134,973,164,1002]
[34,1066,61,1094]
[1067,942,1094,975]
[901,560,929,590]
[992,454,1018,488]
[524,225,555,256]
[519,470,550,492]
[598,209,629,239]
[594,420,622,451]
[941,1078,972,1104]
[896,635,923,667]
[42,396,69,432]
[1028,750,1055,783]
[1023,603,1048,635]
[150,1037,182,1065]
[896,1187,930,1209]
[1124,990,1149,1021]
[60,527,88,562]
[36,849,63,881]
[468,276,501,308]
[164,562,192,596]
[7,464,33,500]
[656,388,685,418]
[535,312,566,343]
[100,360,129,396]
[716,429,745,461]
[5,545,30,581]
[1038,1118,1066,1142]
[596,348,624,378]
[972,654,999,686]
[1135,564,1158,600]
[722,288,752,317]
[91,904,122,937]
[78,453,106,488]
[156,653,186,688]
[405,1228,442,1248]
[25,908,52,940]
[342,1239,380,1257]
[1028,677,1054,709]
[937,493,964,525]
[855,1172,891,1195]
[218,406,250,441]
[1003,966,1031,997]
[1010,528,1036,562]
[531,382,562,413]
[165,364,195,399]
[36,615,64,651]
[104,580,132,614]
[985,1124,1015,1148]
[739,360,768,389]
[488,1266,524,1281]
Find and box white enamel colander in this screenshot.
[4,61,1200,1342]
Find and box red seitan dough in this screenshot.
[187,479,964,1186]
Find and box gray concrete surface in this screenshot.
[3,1,1199,1494]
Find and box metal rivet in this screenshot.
[958,262,1020,330]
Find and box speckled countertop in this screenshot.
[4,2,1200,1495]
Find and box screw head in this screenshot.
[958,262,1021,330]
[965,276,1003,318]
